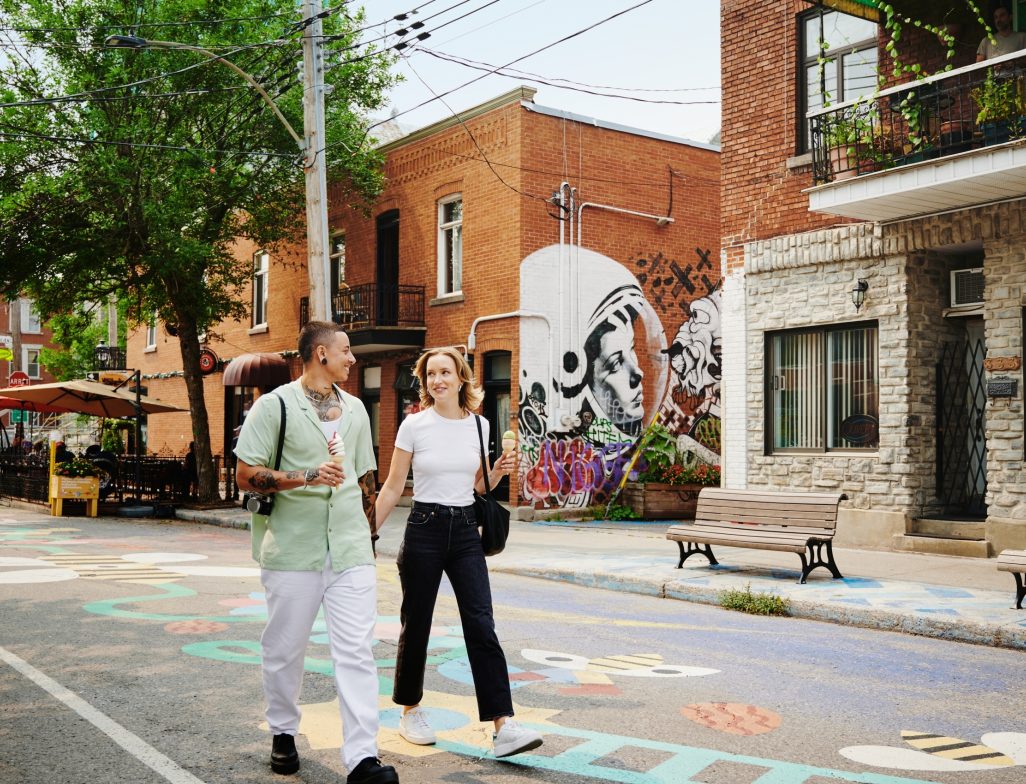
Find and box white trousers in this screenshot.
[261,560,379,771]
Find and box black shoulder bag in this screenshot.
[473,415,510,557]
[243,394,285,516]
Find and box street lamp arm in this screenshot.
[104,35,304,149]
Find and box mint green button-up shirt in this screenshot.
[234,379,376,572]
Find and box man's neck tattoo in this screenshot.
[304,384,342,422]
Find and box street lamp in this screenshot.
[104,29,334,321]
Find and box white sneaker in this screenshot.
[399,707,437,745]
[492,719,543,758]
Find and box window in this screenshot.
[800,9,878,150]
[437,195,463,295]
[145,314,157,348]
[330,233,346,293]
[767,323,879,451]
[23,346,41,378]
[362,366,381,463]
[20,298,41,333]
[252,250,269,327]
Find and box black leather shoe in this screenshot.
[346,756,399,784]
[271,733,299,775]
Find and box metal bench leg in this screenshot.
[798,541,843,584]
[675,541,719,569]
[1013,573,1025,610]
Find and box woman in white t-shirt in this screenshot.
[375,347,543,759]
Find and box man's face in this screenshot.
[995,7,1012,33]
[322,332,356,383]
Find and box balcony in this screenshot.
[329,283,426,355]
[92,344,127,371]
[807,50,1026,222]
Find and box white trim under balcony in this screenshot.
[805,51,1026,222]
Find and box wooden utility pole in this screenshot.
[301,1,333,322]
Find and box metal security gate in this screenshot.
[935,329,987,517]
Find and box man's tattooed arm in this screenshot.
[359,471,378,534]
[246,469,304,493]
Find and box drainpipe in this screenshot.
[468,311,553,399]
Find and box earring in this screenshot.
[320,357,327,365]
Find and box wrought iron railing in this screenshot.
[92,345,127,371]
[331,283,425,328]
[810,50,1026,184]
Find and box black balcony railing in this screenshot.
[810,52,1026,184]
[93,345,127,371]
[332,283,425,328]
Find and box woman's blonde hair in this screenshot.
[414,347,484,411]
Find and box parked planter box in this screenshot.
[50,475,99,517]
[622,482,704,520]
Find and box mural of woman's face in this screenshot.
[589,320,644,428]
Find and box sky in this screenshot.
[353,0,722,146]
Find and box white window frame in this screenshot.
[145,314,157,349]
[766,322,879,453]
[22,345,41,379]
[329,233,346,292]
[437,195,463,296]
[20,298,41,334]
[252,250,269,327]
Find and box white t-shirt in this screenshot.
[395,407,486,506]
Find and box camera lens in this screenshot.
[245,495,263,513]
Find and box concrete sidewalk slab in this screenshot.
[174,506,1026,651]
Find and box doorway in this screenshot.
[935,319,987,517]
[376,210,399,326]
[482,351,512,498]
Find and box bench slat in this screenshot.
[693,507,838,528]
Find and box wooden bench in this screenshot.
[666,488,847,584]
[997,550,1026,609]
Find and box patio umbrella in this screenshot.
[0,379,185,418]
[0,397,75,415]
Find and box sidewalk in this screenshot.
[175,505,1026,651]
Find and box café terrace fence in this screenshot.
[0,452,226,507]
[810,53,1026,184]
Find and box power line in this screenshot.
[402,54,548,204]
[417,48,721,104]
[339,0,656,149]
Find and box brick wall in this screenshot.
[139,91,721,510]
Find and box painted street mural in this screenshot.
[518,244,721,509]
[3,514,1025,783]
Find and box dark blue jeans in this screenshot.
[393,502,514,721]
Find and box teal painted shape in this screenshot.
[83,582,255,623]
[437,724,948,784]
[181,640,335,676]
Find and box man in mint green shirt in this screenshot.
[235,321,398,784]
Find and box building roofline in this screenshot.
[374,84,720,154]
[375,86,538,153]
[522,101,720,152]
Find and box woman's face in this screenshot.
[590,323,644,425]
[425,353,460,405]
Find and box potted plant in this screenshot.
[622,422,721,519]
[971,68,1025,145]
[824,111,891,179]
[51,456,101,517]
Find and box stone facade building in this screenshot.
[722,0,1025,554]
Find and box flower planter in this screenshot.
[622,482,706,520]
[50,475,99,518]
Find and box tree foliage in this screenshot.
[0,0,397,499]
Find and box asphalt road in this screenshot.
[2,507,1025,784]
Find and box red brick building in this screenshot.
[138,87,721,511]
[721,1,1026,554]
[0,297,59,445]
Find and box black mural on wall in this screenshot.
[634,249,716,309]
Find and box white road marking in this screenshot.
[0,645,209,784]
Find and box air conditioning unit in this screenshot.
[950,268,984,308]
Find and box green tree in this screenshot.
[0,0,396,501]
[38,303,121,381]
